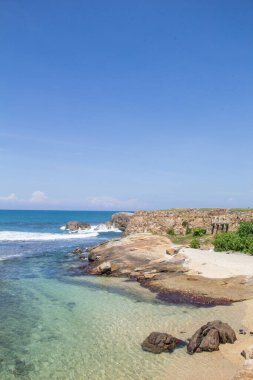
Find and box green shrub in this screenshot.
[193,228,207,237]
[182,221,188,228]
[238,222,253,237]
[243,236,253,254]
[190,238,200,249]
[214,231,253,255]
[214,232,243,252]
[167,228,175,235]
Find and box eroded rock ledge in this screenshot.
[83,233,253,306]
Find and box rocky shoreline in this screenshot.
[80,233,253,307]
[68,211,253,379]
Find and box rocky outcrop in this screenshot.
[141,332,183,354]
[109,212,134,232]
[187,320,236,354]
[125,209,253,236]
[83,233,253,305]
[86,233,179,277]
[66,221,90,231]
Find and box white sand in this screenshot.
[180,248,253,279]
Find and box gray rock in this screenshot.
[66,221,91,231]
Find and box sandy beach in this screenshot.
[181,248,253,279]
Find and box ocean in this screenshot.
[0,210,244,380]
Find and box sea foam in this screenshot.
[0,231,99,241]
[62,223,121,234]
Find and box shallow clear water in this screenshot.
[0,211,245,379]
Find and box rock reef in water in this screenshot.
[187,320,237,354]
[65,221,91,231]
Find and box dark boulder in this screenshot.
[187,320,237,354]
[141,332,182,354]
[66,221,90,231]
[88,251,100,262]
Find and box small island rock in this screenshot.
[66,221,91,231]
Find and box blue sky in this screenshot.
[0,0,252,210]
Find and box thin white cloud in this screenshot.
[88,196,137,210]
[30,191,48,203]
[0,193,17,201]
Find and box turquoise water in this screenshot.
[0,211,244,379]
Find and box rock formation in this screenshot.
[108,212,134,232]
[187,320,236,354]
[84,233,253,305]
[65,221,90,231]
[141,332,183,354]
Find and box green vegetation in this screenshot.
[167,228,175,235]
[190,238,200,249]
[214,222,253,254]
[167,230,214,248]
[193,228,207,237]
[238,221,253,237]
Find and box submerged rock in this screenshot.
[187,320,236,354]
[141,332,182,354]
[14,359,35,377]
[66,221,90,231]
[71,247,83,254]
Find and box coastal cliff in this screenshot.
[124,209,253,236]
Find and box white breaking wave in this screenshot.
[0,253,22,261]
[62,223,121,234]
[89,224,121,233]
[0,231,99,241]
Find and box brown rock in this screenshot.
[141,332,181,354]
[198,329,219,352]
[166,247,181,255]
[97,261,111,275]
[187,320,236,354]
[111,212,133,232]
